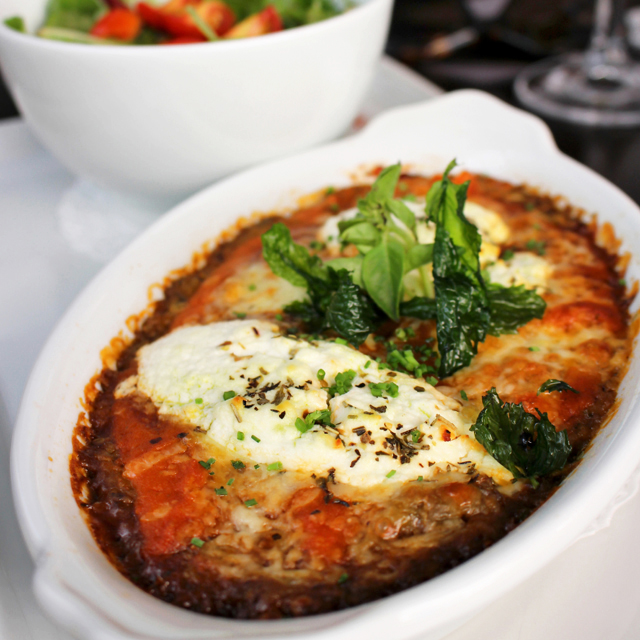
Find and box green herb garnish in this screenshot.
[251,435,261,442]
[231,460,245,470]
[191,537,205,548]
[262,223,381,346]
[296,409,333,434]
[460,390,468,401]
[199,458,215,470]
[237,431,245,441]
[245,498,258,507]
[369,381,399,398]
[215,487,228,496]
[470,388,571,483]
[537,379,579,395]
[386,469,396,478]
[327,370,356,397]
[267,462,283,471]
[223,390,236,401]
[195,397,203,404]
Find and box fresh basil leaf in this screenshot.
[43,0,106,32]
[471,387,571,480]
[364,164,402,204]
[340,220,381,249]
[399,296,437,320]
[324,269,381,345]
[362,237,405,320]
[486,283,546,335]
[387,198,416,231]
[537,379,580,395]
[4,16,26,32]
[262,222,327,289]
[405,243,434,272]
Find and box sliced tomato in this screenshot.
[224,5,282,39]
[90,7,142,40]
[138,1,235,39]
[197,1,236,36]
[137,2,167,29]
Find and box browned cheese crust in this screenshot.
[70,173,633,618]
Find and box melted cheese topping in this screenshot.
[486,252,552,291]
[121,320,512,487]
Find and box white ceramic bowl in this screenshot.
[12,90,640,640]
[0,0,392,198]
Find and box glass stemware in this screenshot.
[514,0,640,126]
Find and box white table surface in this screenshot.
[1,56,639,640]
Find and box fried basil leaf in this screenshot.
[537,379,580,395]
[324,269,381,345]
[263,224,381,345]
[399,296,437,320]
[471,388,572,481]
[486,283,546,335]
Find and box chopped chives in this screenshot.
[215,487,228,496]
[195,397,203,404]
[529,346,540,352]
[460,390,468,401]
[386,470,396,478]
[338,573,349,584]
[317,369,326,381]
[335,338,348,345]
[251,435,261,442]
[267,462,283,471]
[237,431,245,441]
[245,498,258,507]
[417,476,424,482]
[231,460,245,470]
[227,478,234,486]
[234,311,247,319]
[190,537,205,548]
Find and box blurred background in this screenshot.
[3,0,640,200]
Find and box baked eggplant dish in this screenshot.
[71,162,633,618]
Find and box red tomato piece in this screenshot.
[137,2,167,29]
[90,7,142,40]
[224,5,283,39]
